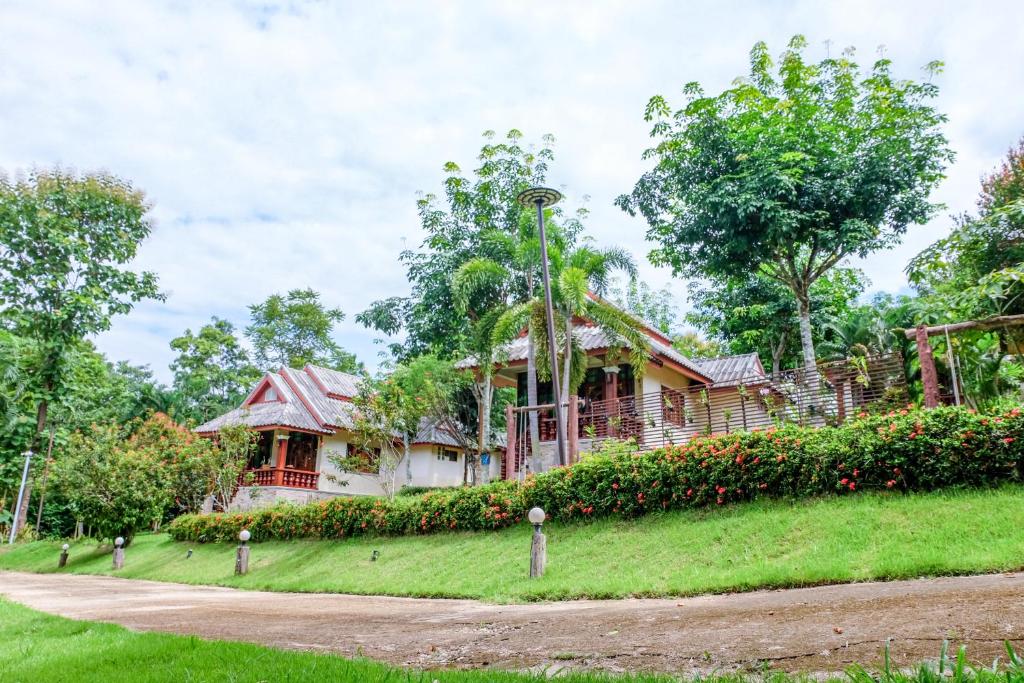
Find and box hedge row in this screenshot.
[168,406,1024,543]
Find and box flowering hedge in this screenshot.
[168,406,1024,543]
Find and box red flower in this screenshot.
[716,486,726,494]
[848,482,856,491]
[886,480,896,488]
[1003,437,1015,445]
[612,482,619,490]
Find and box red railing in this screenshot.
[244,468,320,490]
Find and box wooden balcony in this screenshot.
[244,467,320,490]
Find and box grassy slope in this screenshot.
[3,487,1024,602]
[0,598,671,683]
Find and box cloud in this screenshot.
[2,0,1022,381]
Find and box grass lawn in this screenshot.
[3,487,1024,602]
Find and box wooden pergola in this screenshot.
[905,314,1024,407]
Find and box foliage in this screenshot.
[170,406,1023,543]
[51,423,172,544]
[687,268,864,375]
[246,288,361,373]
[0,169,163,444]
[670,332,722,360]
[979,135,1024,213]
[907,135,1024,406]
[620,36,952,372]
[170,317,261,423]
[611,280,677,336]
[333,355,468,498]
[358,129,569,359]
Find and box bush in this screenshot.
[169,406,1024,543]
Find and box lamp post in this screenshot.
[517,187,566,468]
[113,536,125,570]
[527,506,547,578]
[58,543,70,569]
[235,529,251,575]
[7,450,33,545]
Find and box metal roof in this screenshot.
[458,322,711,381]
[195,365,359,435]
[695,353,767,387]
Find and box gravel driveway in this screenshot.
[2,570,1023,675]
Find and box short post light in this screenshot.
[112,537,125,570]
[235,529,251,575]
[58,543,70,569]
[527,507,547,578]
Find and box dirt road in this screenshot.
[2,570,1023,675]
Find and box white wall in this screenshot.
[404,444,465,488]
[317,432,387,497]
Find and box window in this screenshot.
[264,387,277,401]
[436,448,458,462]
[661,387,686,427]
[348,447,380,474]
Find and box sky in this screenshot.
[2,0,1023,383]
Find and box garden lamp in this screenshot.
[526,506,547,578]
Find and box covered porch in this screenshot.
[243,427,322,490]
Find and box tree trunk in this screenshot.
[403,433,412,486]
[559,315,572,450]
[771,332,787,382]
[526,336,541,476]
[475,373,491,486]
[795,293,821,400]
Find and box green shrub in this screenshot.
[169,406,1024,543]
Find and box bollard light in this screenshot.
[62,543,70,551]
[112,537,125,570]
[235,530,251,575]
[527,507,547,578]
[58,543,70,569]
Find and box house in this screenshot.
[195,364,502,510]
[456,311,775,477]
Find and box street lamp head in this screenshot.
[114,537,124,548]
[527,507,546,525]
[23,450,34,457]
[516,187,562,208]
[62,543,70,551]
[239,529,251,543]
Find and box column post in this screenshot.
[274,433,289,486]
[916,325,941,408]
[505,404,516,481]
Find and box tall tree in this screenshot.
[170,317,261,422]
[360,130,582,469]
[0,169,162,448]
[246,288,361,373]
[619,36,952,383]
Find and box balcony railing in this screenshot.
[244,467,320,490]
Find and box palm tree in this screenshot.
[491,242,650,466]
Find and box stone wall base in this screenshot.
[229,486,347,512]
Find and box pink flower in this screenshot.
[1003,437,1015,445]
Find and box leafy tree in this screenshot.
[612,280,678,336]
[362,130,581,467]
[335,356,466,498]
[246,288,361,373]
[619,36,952,382]
[170,317,261,422]
[979,136,1024,214]
[51,423,172,544]
[672,331,723,359]
[687,268,864,377]
[0,170,162,446]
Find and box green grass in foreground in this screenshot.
[1,598,1022,683]
[3,487,1024,602]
